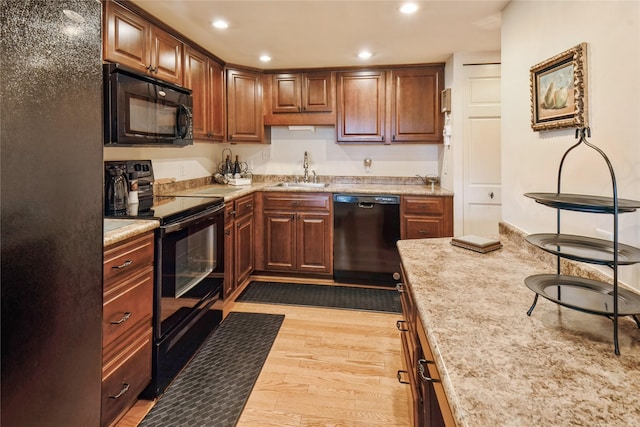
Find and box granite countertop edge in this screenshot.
[104,219,160,247]
[397,222,640,426]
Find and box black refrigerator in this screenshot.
[1,1,103,426]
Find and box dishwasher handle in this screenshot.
[333,194,400,205]
[358,202,374,209]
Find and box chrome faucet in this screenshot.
[303,151,309,182]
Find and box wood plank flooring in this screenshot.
[116,297,410,426]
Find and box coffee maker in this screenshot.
[104,162,128,215]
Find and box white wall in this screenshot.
[105,126,441,181]
[502,0,640,290]
[442,51,501,235]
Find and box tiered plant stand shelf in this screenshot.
[524,128,640,355]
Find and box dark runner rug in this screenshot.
[236,281,401,314]
[140,312,284,427]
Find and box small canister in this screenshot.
[128,171,139,205]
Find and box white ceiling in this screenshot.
[130,0,509,69]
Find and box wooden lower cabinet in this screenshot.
[261,192,332,275]
[102,232,154,427]
[224,194,255,297]
[398,265,455,427]
[401,195,453,239]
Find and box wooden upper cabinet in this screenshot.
[272,73,301,113]
[271,72,332,113]
[103,1,183,85]
[264,72,335,126]
[149,26,183,85]
[303,72,333,112]
[336,70,386,143]
[390,67,443,143]
[103,1,150,70]
[184,48,208,139]
[226,68,266,143]
[184,47,224,141]
[208,60,225,141]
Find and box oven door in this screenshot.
[155,205,224,342]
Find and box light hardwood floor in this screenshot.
[117,297,410,426]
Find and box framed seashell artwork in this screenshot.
[530,42,588,131]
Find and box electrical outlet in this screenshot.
[262,147,270,160]
[179,164,185,177]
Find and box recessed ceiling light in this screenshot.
[259,55,272,62]
[358,51,372,59]
[399,3,419,14]
[212,19,228,29]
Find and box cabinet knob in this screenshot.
[489,192,495,199]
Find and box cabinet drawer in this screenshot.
[235,194,255,218]
[402,196,445,215]
[101,326,152,427]
[404,218,443,239]
[263,192,331,211]
[103,266,153,349]
[104,233,154,286]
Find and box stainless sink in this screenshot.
[273,182,329,188]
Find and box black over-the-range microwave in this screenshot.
[103,63,193,146]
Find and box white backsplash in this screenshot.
[105,126,442,182]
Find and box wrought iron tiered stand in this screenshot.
[524,127,640,355]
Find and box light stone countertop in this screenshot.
[397,224,640,426]
[104,219,159,247]
[161,181,453,200]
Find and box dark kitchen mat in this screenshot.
[140,312,284,427]
[236,281,401,314]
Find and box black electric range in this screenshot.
[104,160,226,398]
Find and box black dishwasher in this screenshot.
[333,194,401,286]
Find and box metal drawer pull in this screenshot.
[110,312,132,325]
[396,282,404,293]
[418,230,431,234]
[396,370,410,385]
[112,260,133,269]
[418,359,440,383]
[396,320,409,332]
[109,383,130,399]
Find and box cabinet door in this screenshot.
[302,72,333,112]
[103,1,150,73]
[184,47,208,139]
[336,70,386,143]
[272,73,301,113]
[391,67,443,143]
[264,213,296,271]
[150,26,183,85]
[235,214,254,287]
[208,60,225,141]
[296,212,332,274]
[224,221,235,298]
[226,68,264,143]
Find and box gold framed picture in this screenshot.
[530,42,588,131]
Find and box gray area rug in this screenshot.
[140,311,284,427]
[237,281,401,314]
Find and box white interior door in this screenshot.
[462,64,502,236]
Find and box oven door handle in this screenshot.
[159,204,224,235]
